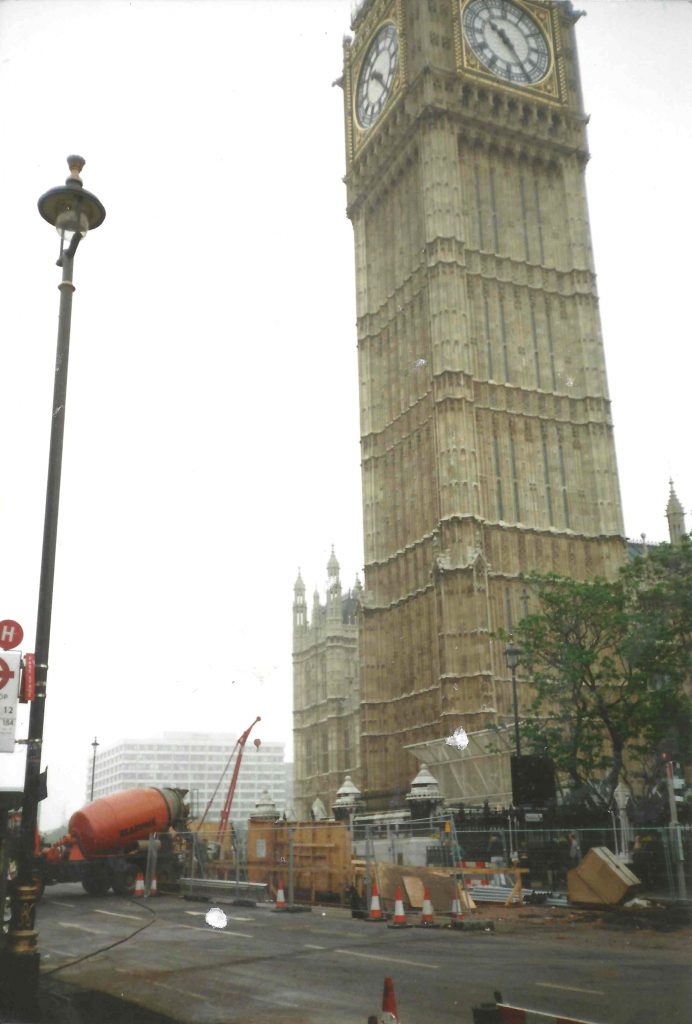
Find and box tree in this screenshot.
[508,540,691,813]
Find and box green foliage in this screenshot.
[506,539,692,812]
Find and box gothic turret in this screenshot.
[293,570,307,633]
[666,481,687,546]
[326,546,342,624]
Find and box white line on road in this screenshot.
[334,949,439,970]
[536,982,605,996]
[304,943,327,949]
[45,899,76,908]
[58,922,107,935]
[184,910,254,922]
[178,923,253,939]
[93,910,147,922]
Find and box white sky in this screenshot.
[0,0,689,830]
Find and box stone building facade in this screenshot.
[340,0,626,804]
[292,550,361,819]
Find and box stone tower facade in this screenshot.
[341,0,626,803]
[292,552,362,819]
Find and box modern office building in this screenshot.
[87,732,290,824]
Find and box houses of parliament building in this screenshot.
[292,0,686,819]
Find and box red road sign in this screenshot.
[0,620,23,651]
[0,656,17,690]
[21,653,36,703]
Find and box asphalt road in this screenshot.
[27,885,692,1024]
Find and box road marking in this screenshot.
[177,923,253,939]
[304,943,327,949]
[184,910,254,923]
[45,899,76,908]
[93,910,147,922]
[334,949,439,970]
[58,922,107,935]
[536,982,605,996]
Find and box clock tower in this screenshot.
[342,0,625,803]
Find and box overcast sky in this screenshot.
[0,0,689,830]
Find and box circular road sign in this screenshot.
[0,657,17,690]
[0,620,23,651]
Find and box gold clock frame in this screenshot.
[344,0,407,161]
[453,0,567,105]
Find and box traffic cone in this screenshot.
[149,873,158,897]
[366,879,386,922]
[274,879,286,910]
[450,883,466,928]
[416,885,439,927]
[387,886,409,929]
[134,872,145,897]
[380,976,399,1023]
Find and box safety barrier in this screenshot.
[472,993,605,1023]
[179,876,268,903]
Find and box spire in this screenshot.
[293,568,307,632]
[327,545,340,584]
[326,545,342,621]
[666,480,687,547]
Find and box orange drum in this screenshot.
[69,788,185,857]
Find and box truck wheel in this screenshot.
[82,866,110,896]
[111,865,138,897]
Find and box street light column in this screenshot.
[0,157,105,1017]
[504,641,522,758]
[90,736,100,801]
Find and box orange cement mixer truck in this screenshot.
[36,787,189,895]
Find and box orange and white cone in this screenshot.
[274,879,286,910]
[367,879,385,921]
[149,874,158,897]
[380,976,399,1023]
[416,885,438,927]
[134,872,145,897]
[387,886,409,928]
[450,883,465,926]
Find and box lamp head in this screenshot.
[504,641,522,672]
[38,155,106,243]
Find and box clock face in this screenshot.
[462,0,550,85]
[356,23,399,129]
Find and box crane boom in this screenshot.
[218,716,261,842]
[198,716,261,836]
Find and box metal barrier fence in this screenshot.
[144,819,690,904]
[352,815,690,902]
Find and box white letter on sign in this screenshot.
[1,625,16,644]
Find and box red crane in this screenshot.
[199,716,261,845]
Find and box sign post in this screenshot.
[0,650,22,753]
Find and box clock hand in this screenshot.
[371,68,386,87]
[489,19,531,80]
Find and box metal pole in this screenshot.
[665,763,687,901]
[2,239,79,1008]
[90,736,99,801]
[510,664,521,756]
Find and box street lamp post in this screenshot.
[1,157,105,1015]
[90,736,100,801]
[504,640,522,757]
